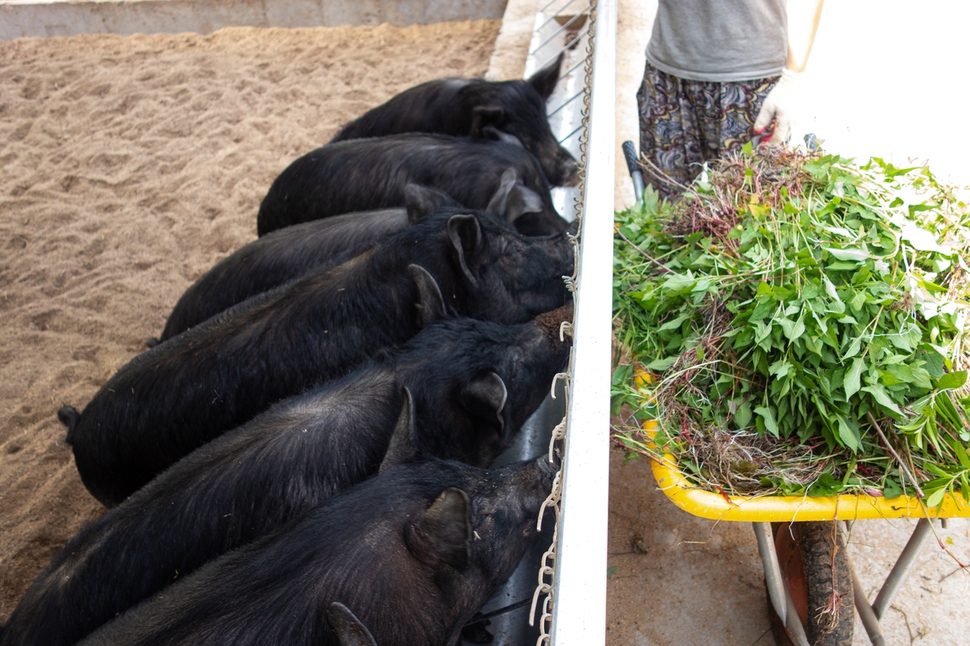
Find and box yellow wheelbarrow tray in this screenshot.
[640,420,970,522]
[639,419,970,646]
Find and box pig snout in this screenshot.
[532,303,574,353]
[498,456,557,513]
[555,152,580,188]
[535,453,558,486]
[529,139,578,189]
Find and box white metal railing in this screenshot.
[523,0,590,221]
[523,0,616,643]
[549,0,614,641]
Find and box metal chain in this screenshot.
[530,0,596,643]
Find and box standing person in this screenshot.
[636,0,825,196]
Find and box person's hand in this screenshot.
[753,68,799,145]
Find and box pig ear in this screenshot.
[407,264,446,327]
[446,215,482,287]
[469,105,505,138]
[481,126,524,149]
[485,168,519,218]
[505,184,545,222]
[486,168,544,224]
[380,387,420,473]
[528,52,564,100]
[407,487,472,571]
[327,602,378,646]
[461,372,508,436]
[403,184,459,223]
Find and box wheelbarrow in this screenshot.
[620,140,970,645]
[640,415,970,646]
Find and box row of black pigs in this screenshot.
[0,55,579,646]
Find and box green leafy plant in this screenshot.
[612,145,970,504]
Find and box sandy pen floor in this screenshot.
[0,19,500,622]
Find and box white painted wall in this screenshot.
[0,0,507,40]
[614,1,970,208]
[795,1,970,189]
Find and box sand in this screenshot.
[0,19,501,622]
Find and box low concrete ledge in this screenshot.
[485,0,534,81]
[0,0,507,40]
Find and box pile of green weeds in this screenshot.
[612,145,970,505]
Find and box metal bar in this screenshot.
[558,123,584,145]
[753,522,788,626]
[548,89,583,118]
[849,557,887,646]
[548,0,615,642]
[531,9,589,55]
[752,522,811,646]
[552,47,590,83]
[871,518,935,620]
[784,589,813,646]
[533,27,590,77]
[535,0,583,32]
[621,140,645,202]
[556,9,589,34]
[539,0,564,14]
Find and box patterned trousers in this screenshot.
[636,61,778,197]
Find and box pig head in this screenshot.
[417,207,573,325]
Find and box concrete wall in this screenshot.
[614,0,652,210]
[0,0,508,40]
[484,0,533,82]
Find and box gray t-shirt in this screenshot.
[646,0,788,82]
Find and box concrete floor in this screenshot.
[607,449,970,646]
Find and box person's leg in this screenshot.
[636,62,701,197]
[638,64,781,197]
[713,77,777,155]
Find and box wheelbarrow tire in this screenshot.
[768,521,854,646]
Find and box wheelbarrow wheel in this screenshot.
[767,521,854,646]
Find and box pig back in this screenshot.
[67,250,428,507]
[329,63,578,188]
[159,208,409,342]
[256,134,564,237]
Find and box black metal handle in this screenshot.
[622,140,640,176]
[622,140,646,203]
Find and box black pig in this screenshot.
[332,53,578,188]
[5,311,570,646]
[60,208,573,507]
[158,173,543,342]
[77,449,558,646]
[256,133,567,238]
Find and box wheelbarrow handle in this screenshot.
[621,140,639,174]
[622,140,646,203]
